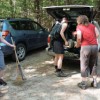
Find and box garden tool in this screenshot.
[10,34,26,81]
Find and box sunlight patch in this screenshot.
[24,66,36,73]
[54,92,66,96]
[42,60,54,64]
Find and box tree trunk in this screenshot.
[34,0,41,23]
[95,0,100,24]
[9,0,14,18]
[22,0,27,18]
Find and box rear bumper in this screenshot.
[1,46,13,56]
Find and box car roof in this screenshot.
[43,5,94,9]
[0,18,32,21]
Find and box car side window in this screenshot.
[20,21,35,30]
[32,22,42,31]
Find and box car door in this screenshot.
[20,21,39,50]
[32,22,48,47]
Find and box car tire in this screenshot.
[12,43,26,61]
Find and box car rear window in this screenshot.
[9,21,20,30]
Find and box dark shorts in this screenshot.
[80,45,98,77]
[0,50,5,70]
[53,40,64,54]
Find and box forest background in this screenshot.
[0,0,100,30]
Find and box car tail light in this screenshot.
[47,36,51,43]
[47,35,51,47]
[2,30,9,38]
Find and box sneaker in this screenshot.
[0,79,7,86]
[0,85,9,94]
[91,80,98,88]
[77,81,87,90]
[0,85,9,91]
[56,70,68,77]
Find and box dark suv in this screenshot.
[44,5,100,59]
[0,18,49,61]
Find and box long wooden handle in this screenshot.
[10,36,26,80]
[11,37,19,63]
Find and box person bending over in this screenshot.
[53,17,68,77]
[75,15,99,89]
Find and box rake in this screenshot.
[10,34,26,81]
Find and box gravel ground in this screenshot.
[0,48,100,100]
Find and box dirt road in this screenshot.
[0,48,100,100]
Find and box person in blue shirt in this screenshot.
[0,33,15,92]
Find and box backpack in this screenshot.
[50,23,62,40]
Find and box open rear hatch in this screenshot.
[44,5,98,56]
[43,5,97,22]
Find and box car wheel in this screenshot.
[12,43,26,61]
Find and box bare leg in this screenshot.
[55,54,67,77]
[82,77,87,82]
[0,70,4,79]
[54,54,58,66]
[57,54,64,69]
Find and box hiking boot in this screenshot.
[91,80,98,88]
[77,81,87,90]
[56,70,68,77]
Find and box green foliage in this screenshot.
[0,0,99,29]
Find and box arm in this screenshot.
[60,23,68,46]
[95,27,99,38]
[75,30,82,48]
[0,37,15,48]
[95,27,99,46]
